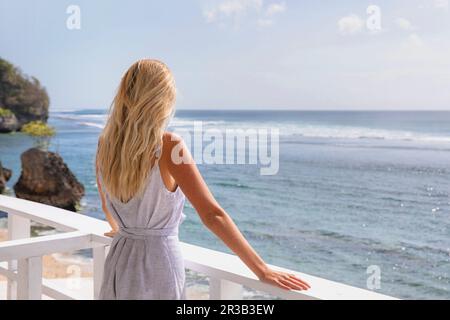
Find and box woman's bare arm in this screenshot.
[162,133,310,291]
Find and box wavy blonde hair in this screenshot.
[96,59,176,203]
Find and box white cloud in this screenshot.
[220,0,262,16]
[258,2,286,27]
[395,18,416,31]
[434,0,449,9]
[203,0,286,27]
[338,14,364,35]
[266,2,286,16]
[203,0,263,24]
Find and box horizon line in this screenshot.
[50,107,450,112]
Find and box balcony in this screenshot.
[0,195,396,300]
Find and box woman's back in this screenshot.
[97,148,187,299]
[99,158,186,237]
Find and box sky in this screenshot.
[0,0,450,111]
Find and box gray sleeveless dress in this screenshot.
[97,155,187,300]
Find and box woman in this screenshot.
[95,59,310,299]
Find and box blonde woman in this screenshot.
[95,59,310,300]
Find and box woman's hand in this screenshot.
[259,268,311,291]
[104,230,117,237]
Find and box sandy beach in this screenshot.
[0,228,93,281]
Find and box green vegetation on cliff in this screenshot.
[21,120,55,150]
[21,120,55,137]
[0,58,49,129]
[0,107,13,117]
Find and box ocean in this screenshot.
[1,109,449,299]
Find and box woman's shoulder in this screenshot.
[162,131,185,153]
[163,131,183,144]
[161,132,190,164]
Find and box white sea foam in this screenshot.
[279,124,450,143]
[78,122,105,129]
[170,119,226,127]
[170,120,450,144]
[53,113,107,129]
[52,113,450,144]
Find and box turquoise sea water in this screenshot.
[1,110,449,299]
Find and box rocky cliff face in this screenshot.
[0,160,12,193]
[14,148,85,211]
[0,58,49,132]
[0,111,19,133]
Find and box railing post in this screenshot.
[209,278,243,300]
[17,256,42,300]
[7,214,30,300]
[93,246,107,300]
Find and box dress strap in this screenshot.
[154,144,162,159]
[151,144,162,173]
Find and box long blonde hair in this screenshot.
[96,59,176,203]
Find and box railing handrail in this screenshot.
[0,195,397,300]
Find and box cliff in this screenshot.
[0,58,49,132]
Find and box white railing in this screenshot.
[0,195,397,300]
